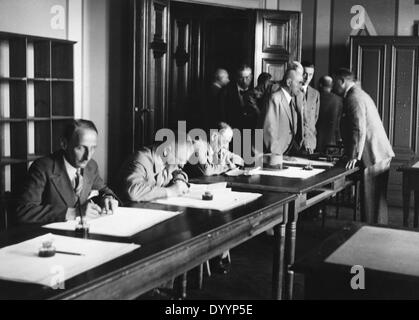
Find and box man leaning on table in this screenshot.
[117,137,194,203]
[333,68,395,224]
[16,119,119,224]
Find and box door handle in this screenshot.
[135,107,151,114]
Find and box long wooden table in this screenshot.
[191,165,359,299]
[0,189,295,300]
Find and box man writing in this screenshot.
[17,119,118,224]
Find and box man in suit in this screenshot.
[184,122,244,178]
[294,61,320,154]
[16,119,118,224]
[118,138,193,202]
[259,67,303,155]
[206,69,230,129]
[333,68,395,224]
[316,75,343,153]
[224,64,259,131]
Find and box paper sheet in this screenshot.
[226,167,324,179]
[154,188,262,211]
[326,226,419,277]
[282,156,334,167]
[412,161,419,168]
[0,233,139,287]
[44,207,182,237]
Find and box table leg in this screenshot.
[402,174,411,228]
[414,191,419,228]
[272,203,288,300]
[284,199,299,300]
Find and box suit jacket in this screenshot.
[341,85,395,167]
[316,91,343,152]
[16,150,116,224]
[259,88,297,155]
[296,86,320,151]
[223,82,259,130]
[118,146,188,203]
[206,83,226,130]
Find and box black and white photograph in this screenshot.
[0,0,418,305]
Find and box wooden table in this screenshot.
[191,165,359,299]
[292,223,419,299]
[0,190,295,300]
[398,161,419,227]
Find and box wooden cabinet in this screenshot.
[350,36,419,206]
[0,32,75,229]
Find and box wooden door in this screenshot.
[254,10,302,83]
[132,0,169,148]
[350,36,419,206]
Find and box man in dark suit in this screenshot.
[259,67,303,155]
[206,69,230,129]
[316,75,343,153]
[223,64,259,131]
[16,119,118,224]
[333,68,395,224]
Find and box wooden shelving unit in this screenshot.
[0,32,75,229]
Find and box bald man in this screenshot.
[259,67,303,155]
[316,75,343,152]
[207,69,230,129]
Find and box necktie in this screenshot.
[74,169,83,198]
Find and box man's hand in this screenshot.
[167,180,190,197]
[230,153,244,167]
[102,196,118,215]
[82,202,102,220]
[346,159,358,170]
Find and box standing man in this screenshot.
[316,75,343,153]
[206,69,230,129]
[224,64,259,131]
[16,119,118,224]
[295,61,320,154]
[259,67,303,155]
[333,68,394,224]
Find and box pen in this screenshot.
[55,250,84,256]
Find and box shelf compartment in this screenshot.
[33,40,51,78]
[27,120,51,155]
[0,122,27,159]
[9,38,27,78]
[51,42,73,79]
[0,162,28,196]
[52,82,73,116]
[0,80,27,119]
[27,80,51,117]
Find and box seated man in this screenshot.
[118,138,194,203]
[16,119,118,224]
[184,122,244,178]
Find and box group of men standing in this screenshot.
[207,62,394,225]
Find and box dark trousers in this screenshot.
[360,158,392,224]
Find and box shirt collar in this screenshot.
[344,83,356,98]
[63,155,78,181]
[281,87,292,105]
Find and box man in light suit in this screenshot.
[333,68,395,224]
[298,61,320,154]
[16,119,118,224]
[259,67,303,155]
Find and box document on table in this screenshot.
[226,167,324,179]
[0,233,139,287]
[154,183,262,211]
[282,156,334,168]
[326,226,419,277]
[413,161,419,168]
[43,207,182,237]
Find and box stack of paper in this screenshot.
[225,167,325,179]
[0,233,140,287]
[43,207,182,237]
[154,183,262,211]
